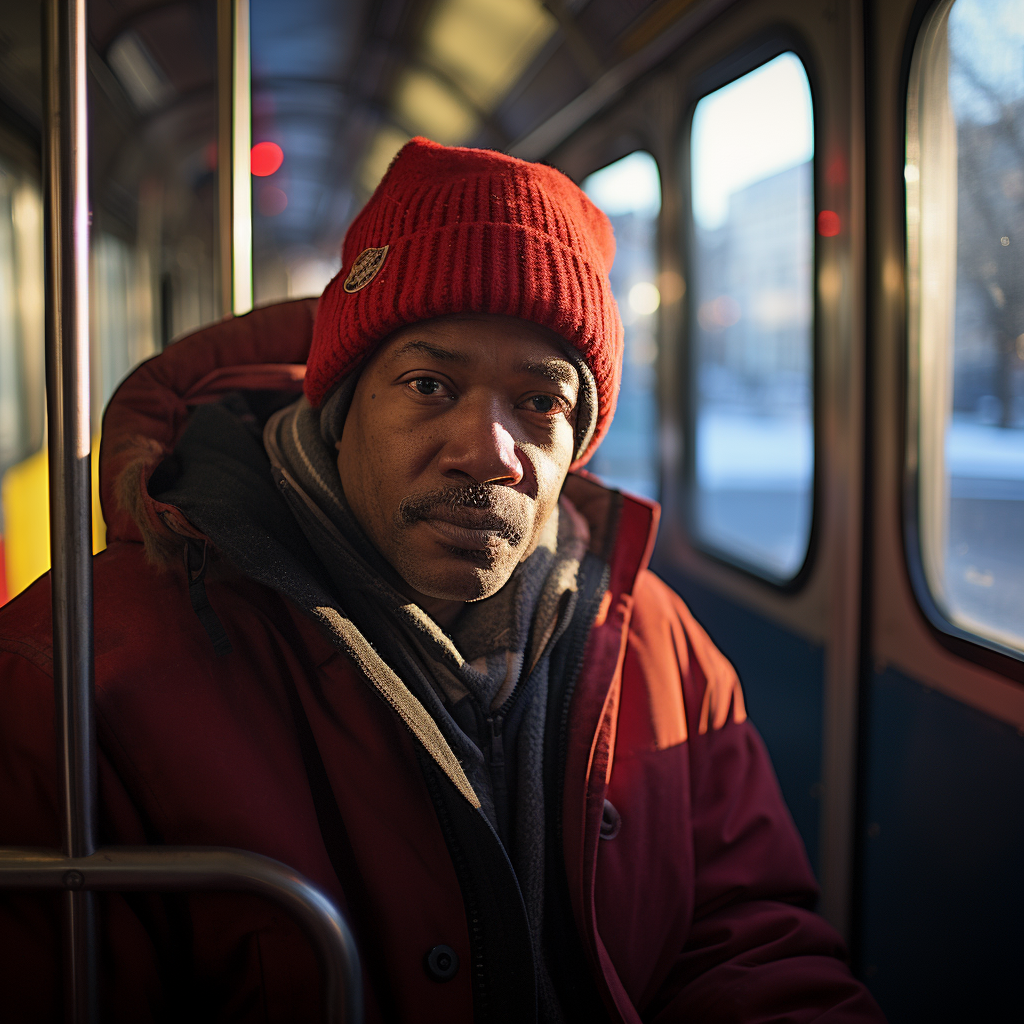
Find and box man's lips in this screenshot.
[398,485,528,549]
[421,516,509,551]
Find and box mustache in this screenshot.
[397,484,529,547]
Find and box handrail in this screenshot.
[218,0,253,315]
[0,847,363,1024]
[16,3,364,1022]
[42,2,99,1018]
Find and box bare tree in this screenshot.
[953,57,1024,428]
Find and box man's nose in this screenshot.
[437,401,524,486]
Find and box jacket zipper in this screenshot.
[418,554,612,1024]
[485,712,509,841]
[482,643,542,842]
[538,555,615,1024]
[487,714,505,771]
[485,555,612,884]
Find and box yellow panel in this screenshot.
[394,69,478,146]
[360,126,412,195]
[2,447,51,598]
[1,437,107,602]
[423,0,556,110]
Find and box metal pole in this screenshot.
[29,7,362,1022]
[25,12,364,1023]
[217,0,252,317]
[0,846,365,1024]
[42,1,97,1021]
[231,0,252,315]
[217,0,233,317]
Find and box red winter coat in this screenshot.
[0,301,884,1023]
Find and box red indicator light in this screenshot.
[817,210,841,237]
[251,141,283,177]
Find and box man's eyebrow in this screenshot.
[393,340,470,364]
[514,359,579,391]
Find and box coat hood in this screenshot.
[100,298,658,584]
[100,299,316,561]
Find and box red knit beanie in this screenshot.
[306,137,622,467]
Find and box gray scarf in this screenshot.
[264,397,587,1020]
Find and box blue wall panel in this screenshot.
[860,668,1024,1022]
[657,568,825,876]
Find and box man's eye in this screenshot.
[410,377,445,396]
[524,394,567,415]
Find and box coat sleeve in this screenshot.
[0,580,319,1024]
[645,583,886,1023]
[0,636,172,1022]
[0,643,64,1023]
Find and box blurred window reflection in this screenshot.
[0,152,47,605]
[91,232,160,433]
[582,151,662,500]
[0,157,44,475]
[688,52,815,580]
[910,0,1024,653]
[0,150,154,606]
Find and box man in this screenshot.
[0,138,885,1022]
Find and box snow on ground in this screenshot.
[696,409,812,488]
[946,418,1024,480]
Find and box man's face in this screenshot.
[336,315,579,614]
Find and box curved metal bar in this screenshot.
[0,846,363,1024]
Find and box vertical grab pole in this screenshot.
[217,0,253,318]
[231,0,253,316]
[42,1,98,1022]
[216,0,233,317]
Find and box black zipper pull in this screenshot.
[487,715,504,769]
[486,714,512,843]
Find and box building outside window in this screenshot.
[909,0,1024,653]
[688,52,815,581]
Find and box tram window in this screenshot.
[582,151,662,500]
[0,187,138,607]
[0,159,44,473]
[686,52,815,581]
[0,156,46,606]
[91,231,160,430]
[909,0,1024,654]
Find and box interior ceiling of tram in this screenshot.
[0,0,675,269]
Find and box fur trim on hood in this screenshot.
[100,299,316,566]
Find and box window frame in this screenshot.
[902,0,1024,669]
[580,147,665,504]
[678,30,823,592]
